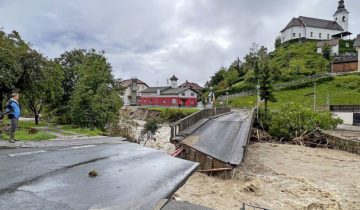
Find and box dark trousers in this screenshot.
[10,118,18,132]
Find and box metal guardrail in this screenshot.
[169,107,231,140]
[216,73,332,101]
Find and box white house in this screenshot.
[316,39,340,55]
[280,0,351,43]
[120,78,149,105]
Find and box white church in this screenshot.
[280,0,351,43]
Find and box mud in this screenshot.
[175,143,360,210]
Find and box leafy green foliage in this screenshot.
[62,125,104,136]
[269,103,343,140]
[143,118,160,135]
[339,40,356,54]
[147,108,199,122]
[105,114,138,141]
[70,50,122,128]
[259,59,277,118]
[225,73,360,109]
[322,43,332,60]
[0,130,56,141]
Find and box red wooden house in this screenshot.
[138,75,198,107]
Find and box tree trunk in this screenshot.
[34,111,39,125]
[265,100,268,120]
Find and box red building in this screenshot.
[138,75,198,107]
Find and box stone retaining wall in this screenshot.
[325,133,360,155]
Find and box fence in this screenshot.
[170,107,231,140]
[216,73,332,102]
[330,105,360,112]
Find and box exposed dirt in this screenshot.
[134,120,175,155]
[175,143,360,210]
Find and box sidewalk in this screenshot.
[324,125,360,142]
[0,136,126,148]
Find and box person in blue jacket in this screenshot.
[6,93,21,143]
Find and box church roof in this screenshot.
[354,35,360,48]
[281,16,344,33]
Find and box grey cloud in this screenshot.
[0,0,359,86]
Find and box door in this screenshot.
[353,113,360,125]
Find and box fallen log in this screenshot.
[197,168,232,173]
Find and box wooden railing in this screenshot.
[170,107,231,140]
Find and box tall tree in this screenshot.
[53,49,86,123]
[70,50,122,128]
[0,30,30,107]
[259,59,277,119]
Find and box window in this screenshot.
[346,43,350,48]
[181,93,185,96]
[299,33,301,38]
[163,99,166,104]
[310,32,313,37]
[150,99,153,104]
[144,99,147,103]
[172,99,177,104]
[191,100,194,105]
[342,16,346,22]
[319,33,322,38]
[293,33,296,38]
[327,34,330,39]
[191,93,195,96]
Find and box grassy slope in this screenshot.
[61,125,104,136]
[227,73,360,109]
[147,107,199,116]
[1,130,57,141]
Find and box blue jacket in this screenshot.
[6,99,21,118]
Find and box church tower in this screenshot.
[333,0,349,31]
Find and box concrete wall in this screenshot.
[325,133,360,155]
[334,112,353,125]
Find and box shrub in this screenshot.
[269,103,342,141]
[105,114,138,141]
[162,108,186,123]
[142,118,160,135]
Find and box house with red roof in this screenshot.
[138,75,198,107]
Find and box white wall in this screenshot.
[122,84,149,105]
[317,44,339,55]
[334,12,349,32]
[178,89,197,98]
[334,112,353,125]
[281,26,305,43]
[281,25,343,43]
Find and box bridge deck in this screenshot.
[182,109,254,166]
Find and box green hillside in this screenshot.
[224,73,360,109]
[209,41,331,98]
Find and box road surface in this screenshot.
[0,141,199,210]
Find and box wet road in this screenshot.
[0,142,199,210]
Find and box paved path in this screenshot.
[0,142,199,210]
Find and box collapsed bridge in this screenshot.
[170,108,255,174]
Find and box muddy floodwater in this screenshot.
[139,120,360,210]
[175,143,360,210]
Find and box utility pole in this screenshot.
[314,83,316,110]
[327,93,330,107]
[226,92,229,107]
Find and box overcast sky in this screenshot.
[0,0,359,86]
